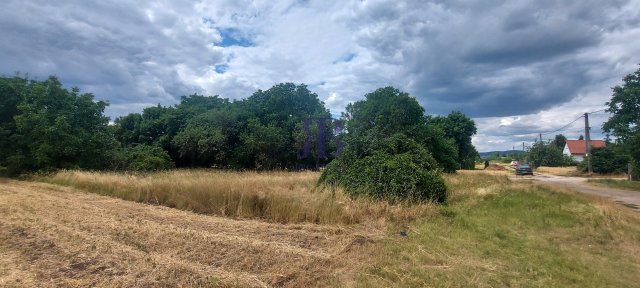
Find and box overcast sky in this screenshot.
[1,0,639,152]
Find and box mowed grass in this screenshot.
[589,178,640,192]
[43,170,435,225]
[357,172,640,287]
[38,169,640,287]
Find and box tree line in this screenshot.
[0,75,478,178]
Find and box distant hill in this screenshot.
[479,150,525,158]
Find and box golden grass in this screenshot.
[536,166,578,176]
[0,180,381,287]
[43,170,436,225]
[4,170,639,287]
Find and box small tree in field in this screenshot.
[319,87,448,203]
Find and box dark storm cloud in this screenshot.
[346,0,635,117]
[0,0,223,118]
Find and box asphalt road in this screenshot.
[526,174,640,211]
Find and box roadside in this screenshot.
[521,173,640,211]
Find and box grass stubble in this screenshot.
[0,169,638,287]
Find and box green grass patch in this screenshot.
[589,178,640,192]
[358,183,640,287]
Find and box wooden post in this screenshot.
[585,113,592,173]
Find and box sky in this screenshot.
[1,0,639,152]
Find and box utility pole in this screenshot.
[539,133,542,143]
[584,113,592,173]
[522,142,525,151]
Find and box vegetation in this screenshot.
[552,134,567,149]
[430,111,479,169]
[525,139,575,167]
[319,87,454,203]
[0,76,115,176]
[603,66,640,179]
[43,170,436,224]
[4,169,638,287]
[578,144,628,174]
[358,171,640,287]
[0,75,479,186]
[589,178,640,192]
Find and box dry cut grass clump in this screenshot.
[43,170,437,225]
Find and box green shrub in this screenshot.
[110,145,174,171]
[578,146,628,174]
[319,134,447,203]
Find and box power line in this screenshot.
[540,114,584,135]
[587,108,607,114]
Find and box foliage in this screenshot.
[553,134,567,149]
[577,145,628,174]
[431,111,479,169]
[320,134,447,203]
[602,66,640,179]
[603,67,640,142]
[525,141,573,167]
[0,76,115,175]
[113,83,332,169]
[110,144,174,171]
[320,87,452,203]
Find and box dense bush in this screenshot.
[578,145,628,174]
[319,87,455,203]
[319,136,447,203]
[110,145,174,171]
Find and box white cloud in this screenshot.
[1,0,639,151]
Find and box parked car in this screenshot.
[515,163,533,176]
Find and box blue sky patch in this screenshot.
[218,28,253,47]
[214,64,228,74]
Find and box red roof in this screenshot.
[565,140,606,155]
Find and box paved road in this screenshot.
[526,174,640,211]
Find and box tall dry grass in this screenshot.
[44,170,452,225]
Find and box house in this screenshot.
[563,140,606,162]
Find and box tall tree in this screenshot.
[602,66,640,178]
[431,111,479,169]
[5,76,115,174]
[553,134,567,149]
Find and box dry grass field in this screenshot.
[0,178,381,287]
[1,170,640,287]
[43,170,434,225]
[535,166,578,176]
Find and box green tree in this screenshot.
[602,66,640,179]
[553,134,567,149]
[4,76,115,174]
[320,87,448,203]
[431,111,479,169]
[526,142,568,167]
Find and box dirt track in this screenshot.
[529,174,640,211]
[0,179,379,287]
